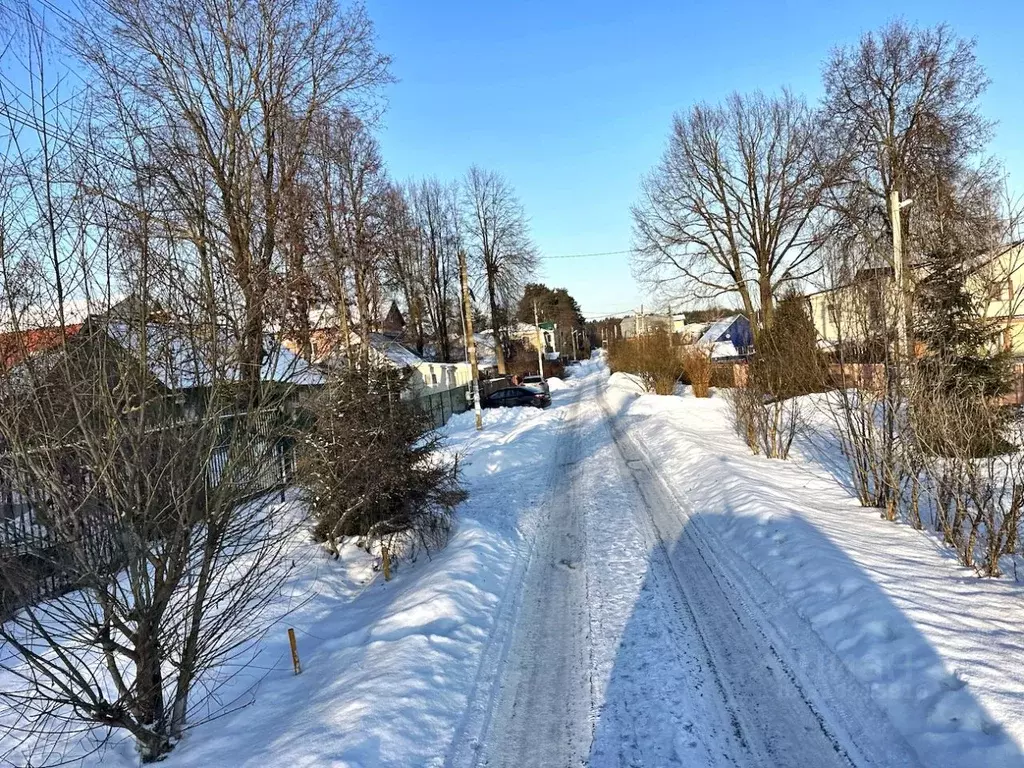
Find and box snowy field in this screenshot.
[4,356,1024,767]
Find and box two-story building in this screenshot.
[806,244,1024,357]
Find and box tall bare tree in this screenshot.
[462,167,536,374]
[632,90,837,333]
[380,184,426,353]
[820,21,998,341]
[409,178,462,361]
[309,109,388,366]
[75,0,391,380]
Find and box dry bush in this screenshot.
[908,371,1023,576]
[726,384,802,459]
[681,344,713,397]
[825,384,910,513]
[728,298,825,459]
[710,363,739,389]
[606,329,681,395]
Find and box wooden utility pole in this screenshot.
[888,189,913,359]
[459,249,483,430]
[533,300,546,384]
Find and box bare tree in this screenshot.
[0,115,306,768]
[309,109,389,366]
[462,166,536,374]
[75,0,392,380]
[379,184,427,354]
[0,7,323,762]
[632,90,836,334]
[409,178,463,362]
[820,20,997,341]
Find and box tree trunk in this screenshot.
[486,269,506,374]
[133,623,168,761]
[759,278,775,332]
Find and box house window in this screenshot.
[429,365,438,385]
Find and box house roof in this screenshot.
[103,321,323,389]
[366,332,423,367]
[697,315,742,345]
[680,322,709,340]
[0,325,83,372]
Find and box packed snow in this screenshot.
[605,371,1024,765]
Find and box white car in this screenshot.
[521,374,550,396]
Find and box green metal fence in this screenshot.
[417,385,471,428]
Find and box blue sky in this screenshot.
[368,0,1024,319]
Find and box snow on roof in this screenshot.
[471,332,497,369]
[710,341,740,360]
[105,321,323,389]
[367,332,423,368]
[697,315,742,346]
[680,322,709,340]
[0,297,115,333]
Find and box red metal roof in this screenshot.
[0,324,83,371]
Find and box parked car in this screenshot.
[521,374,550,395]
[483,386,551,409]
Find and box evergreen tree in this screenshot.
[751,294,827,400]
[916,241,1010,399]
[297,365,466,556]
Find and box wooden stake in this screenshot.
[288,628,301,675]
[382,543,392,581]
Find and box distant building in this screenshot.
[695,315,754,360]
[619,311,689,338]
[509,322,560,357]
[677,315,754,360]
[381,300,406,337]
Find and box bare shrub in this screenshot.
[727,384,801,460]
[0,314,302,763]
[908,370,1023,575]
[681,344,713,397]
[728,297,824,459]
[296,365,466,558]
[726,385,761,455]
[606,329,681,395]
[710,362,739,389]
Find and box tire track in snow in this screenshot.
[445,390,592,768]
[599,386,923,768]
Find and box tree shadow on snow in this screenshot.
[586,510,1024,768]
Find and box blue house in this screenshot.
[696,315,754,360]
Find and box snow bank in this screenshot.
[608,384,1024,765]
[545,376,567,391]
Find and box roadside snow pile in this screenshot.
[545,376,568,391]
[570,352,608,379]
[605,376,1024,765]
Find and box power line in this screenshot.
[538,249,637,261]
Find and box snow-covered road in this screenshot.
[446,376,922,767]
